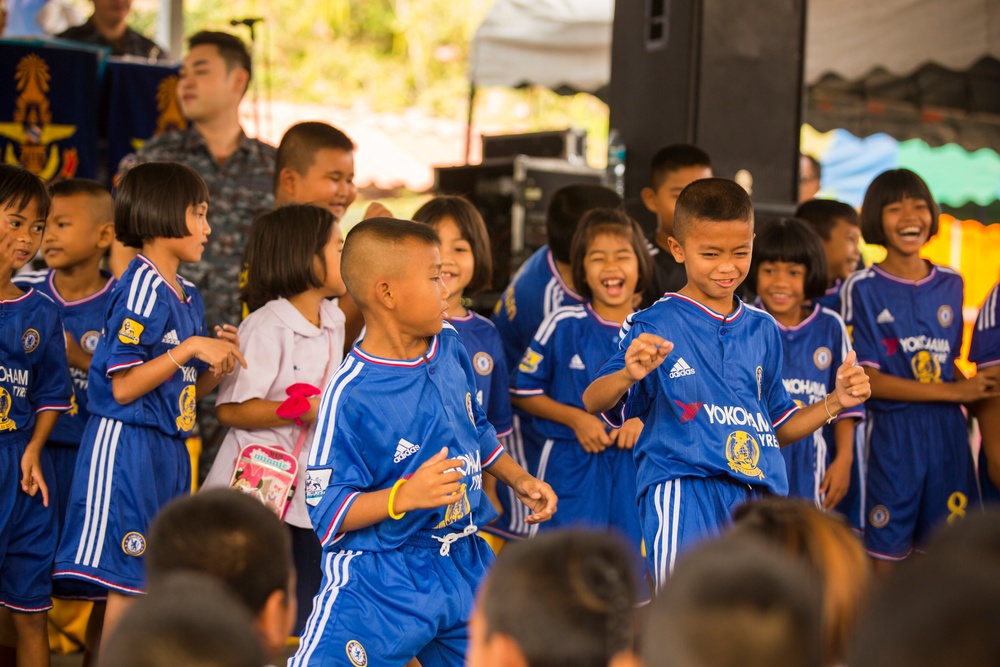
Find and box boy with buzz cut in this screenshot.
[795,198,862,312]
[583,178,871,591]
[0,165,74,666]
[639,144,713,308]
[293,217,557,667]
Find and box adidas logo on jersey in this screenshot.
[876,309,895,324]
[394,438,420,463]
[569,354,586,370]
[161,329,181,345]
[669,357,696,379]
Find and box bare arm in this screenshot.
[216,397,321,429]
[777,351,871,446]
[484,451,557,523]
[973,366,1000,491]
[21,411,61,507]
[582,333,673,414]
[865,365,999,404]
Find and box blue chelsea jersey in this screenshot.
[0,289,73,443]
[14,269,115,446]
[87,256,208,438]
[305,323,505,553]
[492,246,585,371]
[512,303,623,441]
[970,282,1000,369]
[598,294,799,497]
[842,264,964,412]
[449,310,513,437]
[771,303,865,448]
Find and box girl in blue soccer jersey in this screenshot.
[746,218,864,519]
[203,204,346,635]
[511,208,651,547]
[53,163,247,647]
[412,196,513,543]
[842,169,1000,570]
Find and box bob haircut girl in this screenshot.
[841,168,996,567]
[205,203,347,635]
[53,161,245,637]
[747,217,863,516]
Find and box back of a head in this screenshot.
[731,498,871,667]
[672,178,753,243]
[340,216,440,306]
[101,571,264,667]
[926,509,1000,572]
[274,122,355,192]
[188,30,252,80]
[643,535,822,667]
[851,550,1000,667]
[146,488,291,615]
[649,144,712,190]
[545,184,623,264]
[794,198,858,241]
[481,530,638,667]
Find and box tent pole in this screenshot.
[465,83,476,165]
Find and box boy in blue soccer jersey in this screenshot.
[971,281,1000,503]
[0,165,74,667]
[293,218,556,667]
[583,179,871,591]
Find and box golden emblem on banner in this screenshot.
[0,54,78,180]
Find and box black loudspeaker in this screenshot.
[608,0,806,230]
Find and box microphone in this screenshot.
[230,18,264,27]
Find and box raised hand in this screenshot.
[624,333,673,382]
[833,350,870,410]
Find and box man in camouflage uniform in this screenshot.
[117,30,275,470]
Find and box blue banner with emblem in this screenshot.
[103,59,186,186]
[0,40,101,182]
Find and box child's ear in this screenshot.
[609,649,643,667]
[490,632,531,667]
[255,588,295,659]
[666,236,685,263]
[640,187,659,214]
[375,279,394,308]
[277,167,299,199]
[96,221,115,250]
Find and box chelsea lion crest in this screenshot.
[81,330,101,353]
[473,351,494,376]
[937,305,954,327]
[122,531,146,556]
[346,640,368,667]
[813,347,832,370]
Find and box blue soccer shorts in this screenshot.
[53,417,190,595]
[864,405,979,560]
[291,533,494,667]
[0,437,58,612]
[640,475,763,592]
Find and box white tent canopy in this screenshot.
[470,0,1000,91]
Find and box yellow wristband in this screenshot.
[388,478,407,520]
[824,393,836,424]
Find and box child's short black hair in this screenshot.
[673,178,753,242]
[114,162,209,249]
[859,168,939,246]
[570,207,651,302]
[0,164,50,220]
[146,489,292,616]
[412,195,493,295]
[481,530,638,667]
[794,198,859,241]
[188,30,252,80]
[644,535,822,667]
[746,217,829,300]
[274,122,356,193]
[243,204,337,313]
[341,217,441,304]
[101,572,264,667]
[48,178,110,201]
[650,144,712,190]
[546,184,623,264]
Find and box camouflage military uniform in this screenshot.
[117,127,275,477]
[117,126,276,333]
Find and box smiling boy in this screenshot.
[583,178,871,590]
